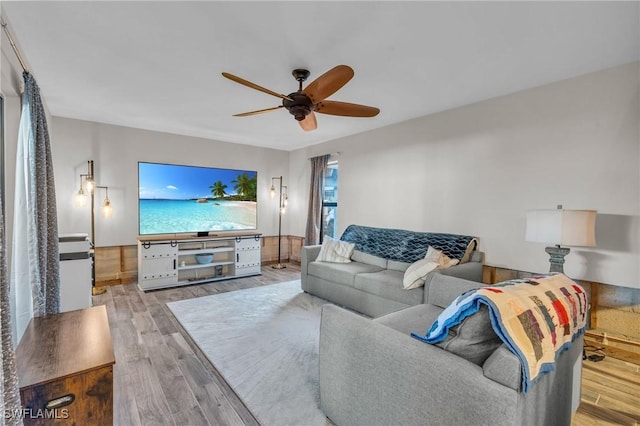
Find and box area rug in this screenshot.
[167,281,330,426]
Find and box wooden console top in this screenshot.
[16,305,115,389]
[137,231,262,242]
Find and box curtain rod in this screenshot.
[308,151,341,160]
[1,19,28,73]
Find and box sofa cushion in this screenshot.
[354,270,423,306]
[432,304,502,366]
[374,303,444,335]
[387,259,410,272]
[351,250,388,268]
[308,261,384,287]
[316,237,355,263]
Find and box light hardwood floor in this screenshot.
[575,345,640,426]
[92,265,640,425]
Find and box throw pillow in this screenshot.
[459,238,478,264]
[425,245,460,268]
[402,246,459,289]
[403,259,439,289]
[434,304,503,366]
[316,237,355,263]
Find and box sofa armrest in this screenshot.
[301,245,321,267]
[301,245,321,291]
[319,304,516,426]
[482,345,521,390]
[423,273,484,307]
[470,250,484,263]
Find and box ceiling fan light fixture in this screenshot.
[290,105,311,121]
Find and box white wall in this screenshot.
[290,62,640,289]
[50,118,290,247]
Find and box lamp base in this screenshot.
[271,263,287,270]
[92,286,107,296]
[545,246,570,274]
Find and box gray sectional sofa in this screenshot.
[301,224,483,317]
[319,273,584,426]
[301,225,583,425]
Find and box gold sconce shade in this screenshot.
[74,187,87,207]
[84,178,95,193]
[101,198,112,218]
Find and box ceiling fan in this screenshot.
[221,65,380,131]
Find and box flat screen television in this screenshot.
[138,161,257,235]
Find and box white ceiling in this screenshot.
[3,1,639,151]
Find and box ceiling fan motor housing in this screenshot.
[283,92,314,121]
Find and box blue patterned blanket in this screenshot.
[339,224,476,263]
[412,273,587,393]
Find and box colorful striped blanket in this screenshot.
[413,273,587,393]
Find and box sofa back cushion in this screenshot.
[387,259,410,272]
[351,250,388,268]
[340,224,476,263]
[434,304,503,366]
[427,274,482,308]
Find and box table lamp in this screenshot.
[525,205,597,273]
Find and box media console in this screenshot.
[137,232,261,291]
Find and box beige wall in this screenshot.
[290,62,640,289]
[50,118,290,247]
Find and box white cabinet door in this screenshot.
[139,242,178,289]
[235,238,261,276]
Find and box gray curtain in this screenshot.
[11,71,60,340]
[1,189,23,426]
[305,154,330,245]
[26,72,60,315]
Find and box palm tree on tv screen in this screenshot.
[232,173,257,201]
[210,181,228,199]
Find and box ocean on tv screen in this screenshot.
[139,199,257,235]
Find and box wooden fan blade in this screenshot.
[315,100,380,117]
[302,65,354,103]
[299,112,317,131]
[222,72,293,102]
[233,105,283,117]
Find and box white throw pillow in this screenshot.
[316,237,355,263]
[402,246,460,289]
[459,238,478,264]
[426,245,460,268]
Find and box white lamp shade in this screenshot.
[526,209,597,247]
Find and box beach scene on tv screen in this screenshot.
[139,162,257,235]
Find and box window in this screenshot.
[321,160,338,241]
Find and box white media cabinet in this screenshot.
[137,233,261,291]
